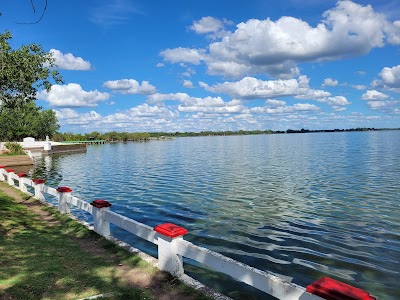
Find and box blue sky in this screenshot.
[1,0,400,132]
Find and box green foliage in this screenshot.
[0,30,63,109]
[53,131,151,142]
[4,142,24,155]
[0,102,59,141]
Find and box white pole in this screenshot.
[154,223,188,277]
[57,186,72,214]
[33,179,46,201]
[91,199,112,237]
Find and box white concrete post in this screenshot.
[154,223,189,277]
[17,173,28,193]
[90,199,112,237]
[0,166,5,181]
[33,179,46,201]
[44,135,52,151]
[6,169,15,186]
[56,186,72,214]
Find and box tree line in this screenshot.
[50,127,400,143]
[52,131,151,142]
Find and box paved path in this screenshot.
[0,155,33,167]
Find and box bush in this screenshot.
[5,142,24,155]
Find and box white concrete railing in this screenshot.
[0,167,376,300]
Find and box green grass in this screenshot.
[0,187,212,300]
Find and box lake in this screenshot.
[31,131,400,300]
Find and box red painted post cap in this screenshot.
[90,199,112,208]
[154,223,188,238]
[306,277,376,300]
[33,178,46,184]
[56,186,72,193]
[6,169,14,173]
[17,173,27,178]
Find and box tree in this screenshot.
[0,102,59,141]
[0,30,62,109]
[0,30,62,141]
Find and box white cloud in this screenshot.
[160,48,206,65]
[350,84,366,90]
[156,62,165,67]
[265,99,287,107]
[324,96,350,106]
[190,17,225,34]
[104,104,175,122]
[295,89,331,100]
[323,96,350,107]
[182,67,196,77]
[183,80,194,88]
[147,92,244,113]
[250,102,320,114]
[362,90,389,101]
[322,78,339,87]
[38,83,110,107]
[200,76,310,99]
[199,76,349,109]
[50,49,91,71]
[103,79,157,95]
[161,1,400,78]
[372,65,400,91]
[366,100,399,112]
[55,109,102,125]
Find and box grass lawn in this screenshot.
[0,185,212,300]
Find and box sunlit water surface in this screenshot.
[31,131,400,300]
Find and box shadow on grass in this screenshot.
[0,188,212,300]
[0,191,154,300]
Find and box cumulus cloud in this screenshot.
[50,49,91,70]
[103,79,157,95]
[190,17,225,34]
[250,102,320,114]
[147,92,244,114]
[372,65,400,92]
[160,48,206,65]
[323,96,350,110]
[265,99,287,107]
[54,109,102,125]
[295,89,331,100]
[362,90,389,101]
[322,78,339,87]
[199,75,349,110]
[362,89,398,113]
[161,1,400,78]
[366,100,399,112]
[350,84,366,90]
[183,80,194,88]
[38,83,110,107]
[53,104,177,130]
[189,17,233,39]
[104,104,175,123]
[200,76,310,99]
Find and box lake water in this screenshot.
[31,131,400,300]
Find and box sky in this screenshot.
[1,0,400,133]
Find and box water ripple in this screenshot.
[32,131,400,300]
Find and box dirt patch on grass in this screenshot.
[0,183,211,300]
